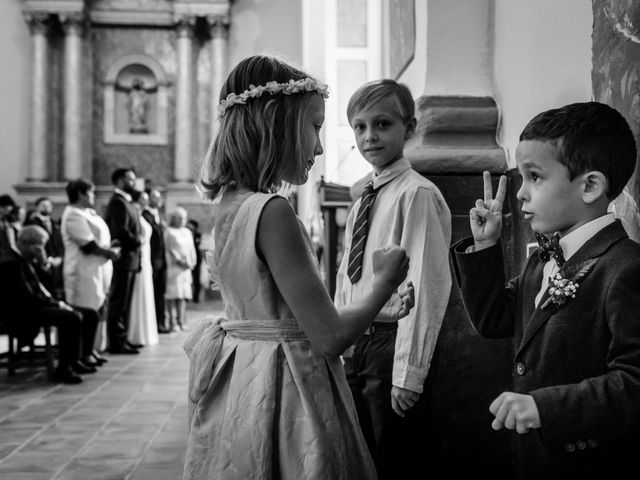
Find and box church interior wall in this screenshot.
[492,0,593,167]
[0,0,31,196]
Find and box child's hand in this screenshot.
[470,171,507,250]
[391,386,420,417]
[489,391,541,434]
[372,246,410,290]
[396,281,415,319]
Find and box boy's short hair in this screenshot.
[346,79,415,123]
[520,102,637,200]
[34,196,50,207]
[111,168,135,186]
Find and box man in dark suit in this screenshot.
[25,196,65,298]
[0,225,98,384]
[143,187,169,333]
[104,168,142,354]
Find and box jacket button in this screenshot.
[515,362,526,375]
[587,439,598,448]
[565,443,576,453]
[576,440,586,450]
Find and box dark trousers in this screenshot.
[17,307,82,370]
[152,266,166,329]
[344,326,431,480]
[106,267,136,348]
[70,305,100,358]
[191,260,202,302]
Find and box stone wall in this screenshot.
[592,0,640,240]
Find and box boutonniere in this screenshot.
[541,258,598,310]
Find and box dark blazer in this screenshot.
[451,220,640,479]
[104,192,141,272]
[25,214,64,258]
[0,252,59,342]
[142,208,166,271]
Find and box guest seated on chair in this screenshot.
[0,225,99,384]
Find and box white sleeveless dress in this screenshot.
[127,213,159,346]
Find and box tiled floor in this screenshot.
[0,299,222,480]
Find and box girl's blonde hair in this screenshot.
[200,55,323,199]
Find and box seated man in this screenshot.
[0,225,98,384]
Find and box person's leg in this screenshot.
[38,307,83,380]
[359,327,399,480]
[343,336,376,453]
[177,299,186,329]
[153,266,167,331]
[106,268,136,350]
[73,306,100,363]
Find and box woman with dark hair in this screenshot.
[61,178,120,365]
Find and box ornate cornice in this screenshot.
[60,11,87,35]
[207,14,230,39]
[24,11,50,35]
[175,16,197,38]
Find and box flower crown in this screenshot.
[217,78,329,118]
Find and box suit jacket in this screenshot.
[142,208,166,271]
[26,214,64,258]
[104,192,141,272]
[451,220,640,479]
[0,251,60,342]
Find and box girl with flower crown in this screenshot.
[182,55,414,479]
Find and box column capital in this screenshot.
[60,12,87,36]
[24,11,50,35]
[207,14,230,39]
[175,16,196,38]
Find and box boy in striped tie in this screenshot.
[334,79,452,479]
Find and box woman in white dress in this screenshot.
[61,179,119,365]
[127,190,159,346]
[164,207,197,331]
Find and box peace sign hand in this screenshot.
[469,171,507,250]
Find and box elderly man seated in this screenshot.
[0,225,99,384]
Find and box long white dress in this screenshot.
[127,213,159,346]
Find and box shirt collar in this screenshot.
[558,213,616,262]
[115,188,132,202]
[371,157,411,190]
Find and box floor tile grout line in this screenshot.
[124,395,186,480]
[50,355,181,480]
[0,354,140,466]
[0,380,62,425]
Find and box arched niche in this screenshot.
[103,53,169,145]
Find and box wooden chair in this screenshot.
[0,316,56,380]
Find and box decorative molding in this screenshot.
[22,0,86,14]
[173,0,230,18]
[90,10,174,26]
[207,14,230,39]
[175,16,197,38]
[23,11,50,35]
[103,53,169,146]
[60,11,86,35]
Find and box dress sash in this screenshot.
[183,316,307,424]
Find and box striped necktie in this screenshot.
[347,181,378,283]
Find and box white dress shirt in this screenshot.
[534,213,615,308]
[335,158,452,393]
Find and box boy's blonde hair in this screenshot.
[200,55,325,199]
[346,79,415,124]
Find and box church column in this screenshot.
[25,13,50,181]
[174,16,196,183]
[61,12,85,180]
[208,15,230,142]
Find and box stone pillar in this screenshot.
[208,15,230,142]
[25,12,50,181]
[61,12,85,180]
[174,17,196,183]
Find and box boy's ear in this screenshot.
[581,171,608,204]
[404,117,417,139]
